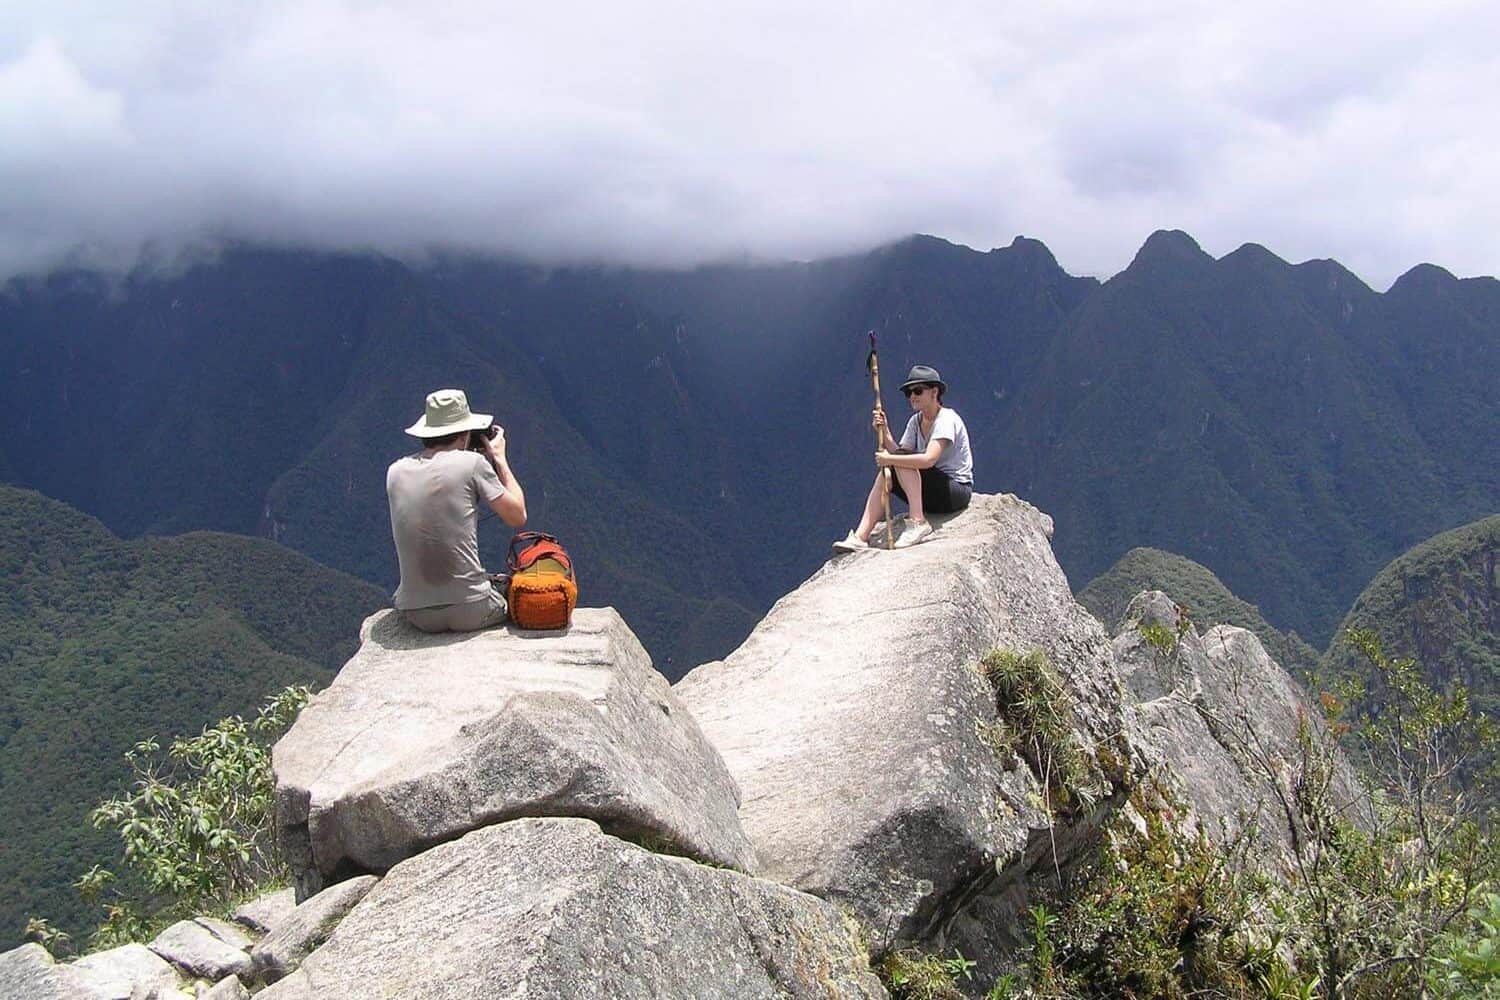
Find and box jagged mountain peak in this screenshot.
[1389,260,1462,296]
[1125,228,1211,271]
[1292,256,1375,295]
[1221,241,1288,270]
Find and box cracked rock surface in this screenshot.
[676,494,1136,953]
[257,817,886,1000]
[273,608,753,896]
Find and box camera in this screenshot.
[469,424,499,451]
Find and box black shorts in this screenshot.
[889,466,973,514]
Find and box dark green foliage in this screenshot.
[1078,546,1322,679]
[75,685,309,951]
[3,234,1494,677]
[1001,235,1499,647]
[1024,803,1275,1000]
[1324,515,1500,727]
[0,486,385,948]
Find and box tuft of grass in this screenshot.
[981,649,1090,813]
[877,949,975,1000]
[1137,620,1179,657]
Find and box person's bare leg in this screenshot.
[896,467,925,524]
[855,471,893,541]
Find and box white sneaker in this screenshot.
[831,530,870,552]
[894,520,933,548]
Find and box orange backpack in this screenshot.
[506,532,577,630]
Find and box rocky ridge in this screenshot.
[1,494,1364,999]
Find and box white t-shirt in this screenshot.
[899,408,973,485]
[386,449,506,610]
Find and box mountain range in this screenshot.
[3,231,1495,674]
[2,226,1497,949]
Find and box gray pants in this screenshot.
[400,588,508,633]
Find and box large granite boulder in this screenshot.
[274,608,753,896]
[675,494,1137,953]
[67,942,179,999]
[251,875,379,983]
[0,943,108,999]
[1115,590,1371,857]
[148,919,253,982]
[232,887,297,934]
[257,817,887,1000]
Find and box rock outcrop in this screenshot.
[9,493,1380,1000]
[1114,591,1370,857]
[274,608,754,895]
[0,943,108,999]
[675,494,1139,953]
[257,817,886,1000]
[0,886,308,999]
[67,943,178,999]
[251,875,378,982]
[232,887,296,933]
[148,919,254,982]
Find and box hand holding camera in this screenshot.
[471,422,506,462]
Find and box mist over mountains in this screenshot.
[2,230,1496,671]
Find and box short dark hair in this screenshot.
[932,382,945,402]
[420,429,468,448]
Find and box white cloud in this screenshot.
[1,0,1497,286]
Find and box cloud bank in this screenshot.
[2,0,1498,286]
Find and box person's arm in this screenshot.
[878,409,951,469]
[480,427,527,527]
[877,437,946,470]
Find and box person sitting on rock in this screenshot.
[833,364,973,551]
[387,388,527,632]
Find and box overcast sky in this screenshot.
[2,1,1497,288]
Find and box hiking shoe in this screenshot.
[894,520,933,548]
[831,530,871,552]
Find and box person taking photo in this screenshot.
[386,388,527,632]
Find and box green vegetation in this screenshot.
[1324,515,1500,719]
[983,632,1499,999]
[1078,547,1321,679]
[0,485,385,948]
[62,685,310,951]
[981,649,1092,814]
[877,949,977,1000]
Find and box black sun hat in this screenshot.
[899,365,947,392]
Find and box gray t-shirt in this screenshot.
[899,407,973,484]
[387,449,506,610]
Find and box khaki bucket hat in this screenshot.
[404,388,493,438]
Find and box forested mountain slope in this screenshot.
[1324,514,1500,714]
[2,232,1496,668]
[0,486,386,947]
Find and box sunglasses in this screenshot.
[903,384,933,397]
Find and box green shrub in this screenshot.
[62,684,311,949]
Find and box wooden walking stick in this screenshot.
[866,331,895,549]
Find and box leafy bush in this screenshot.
[62,684,311,949]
